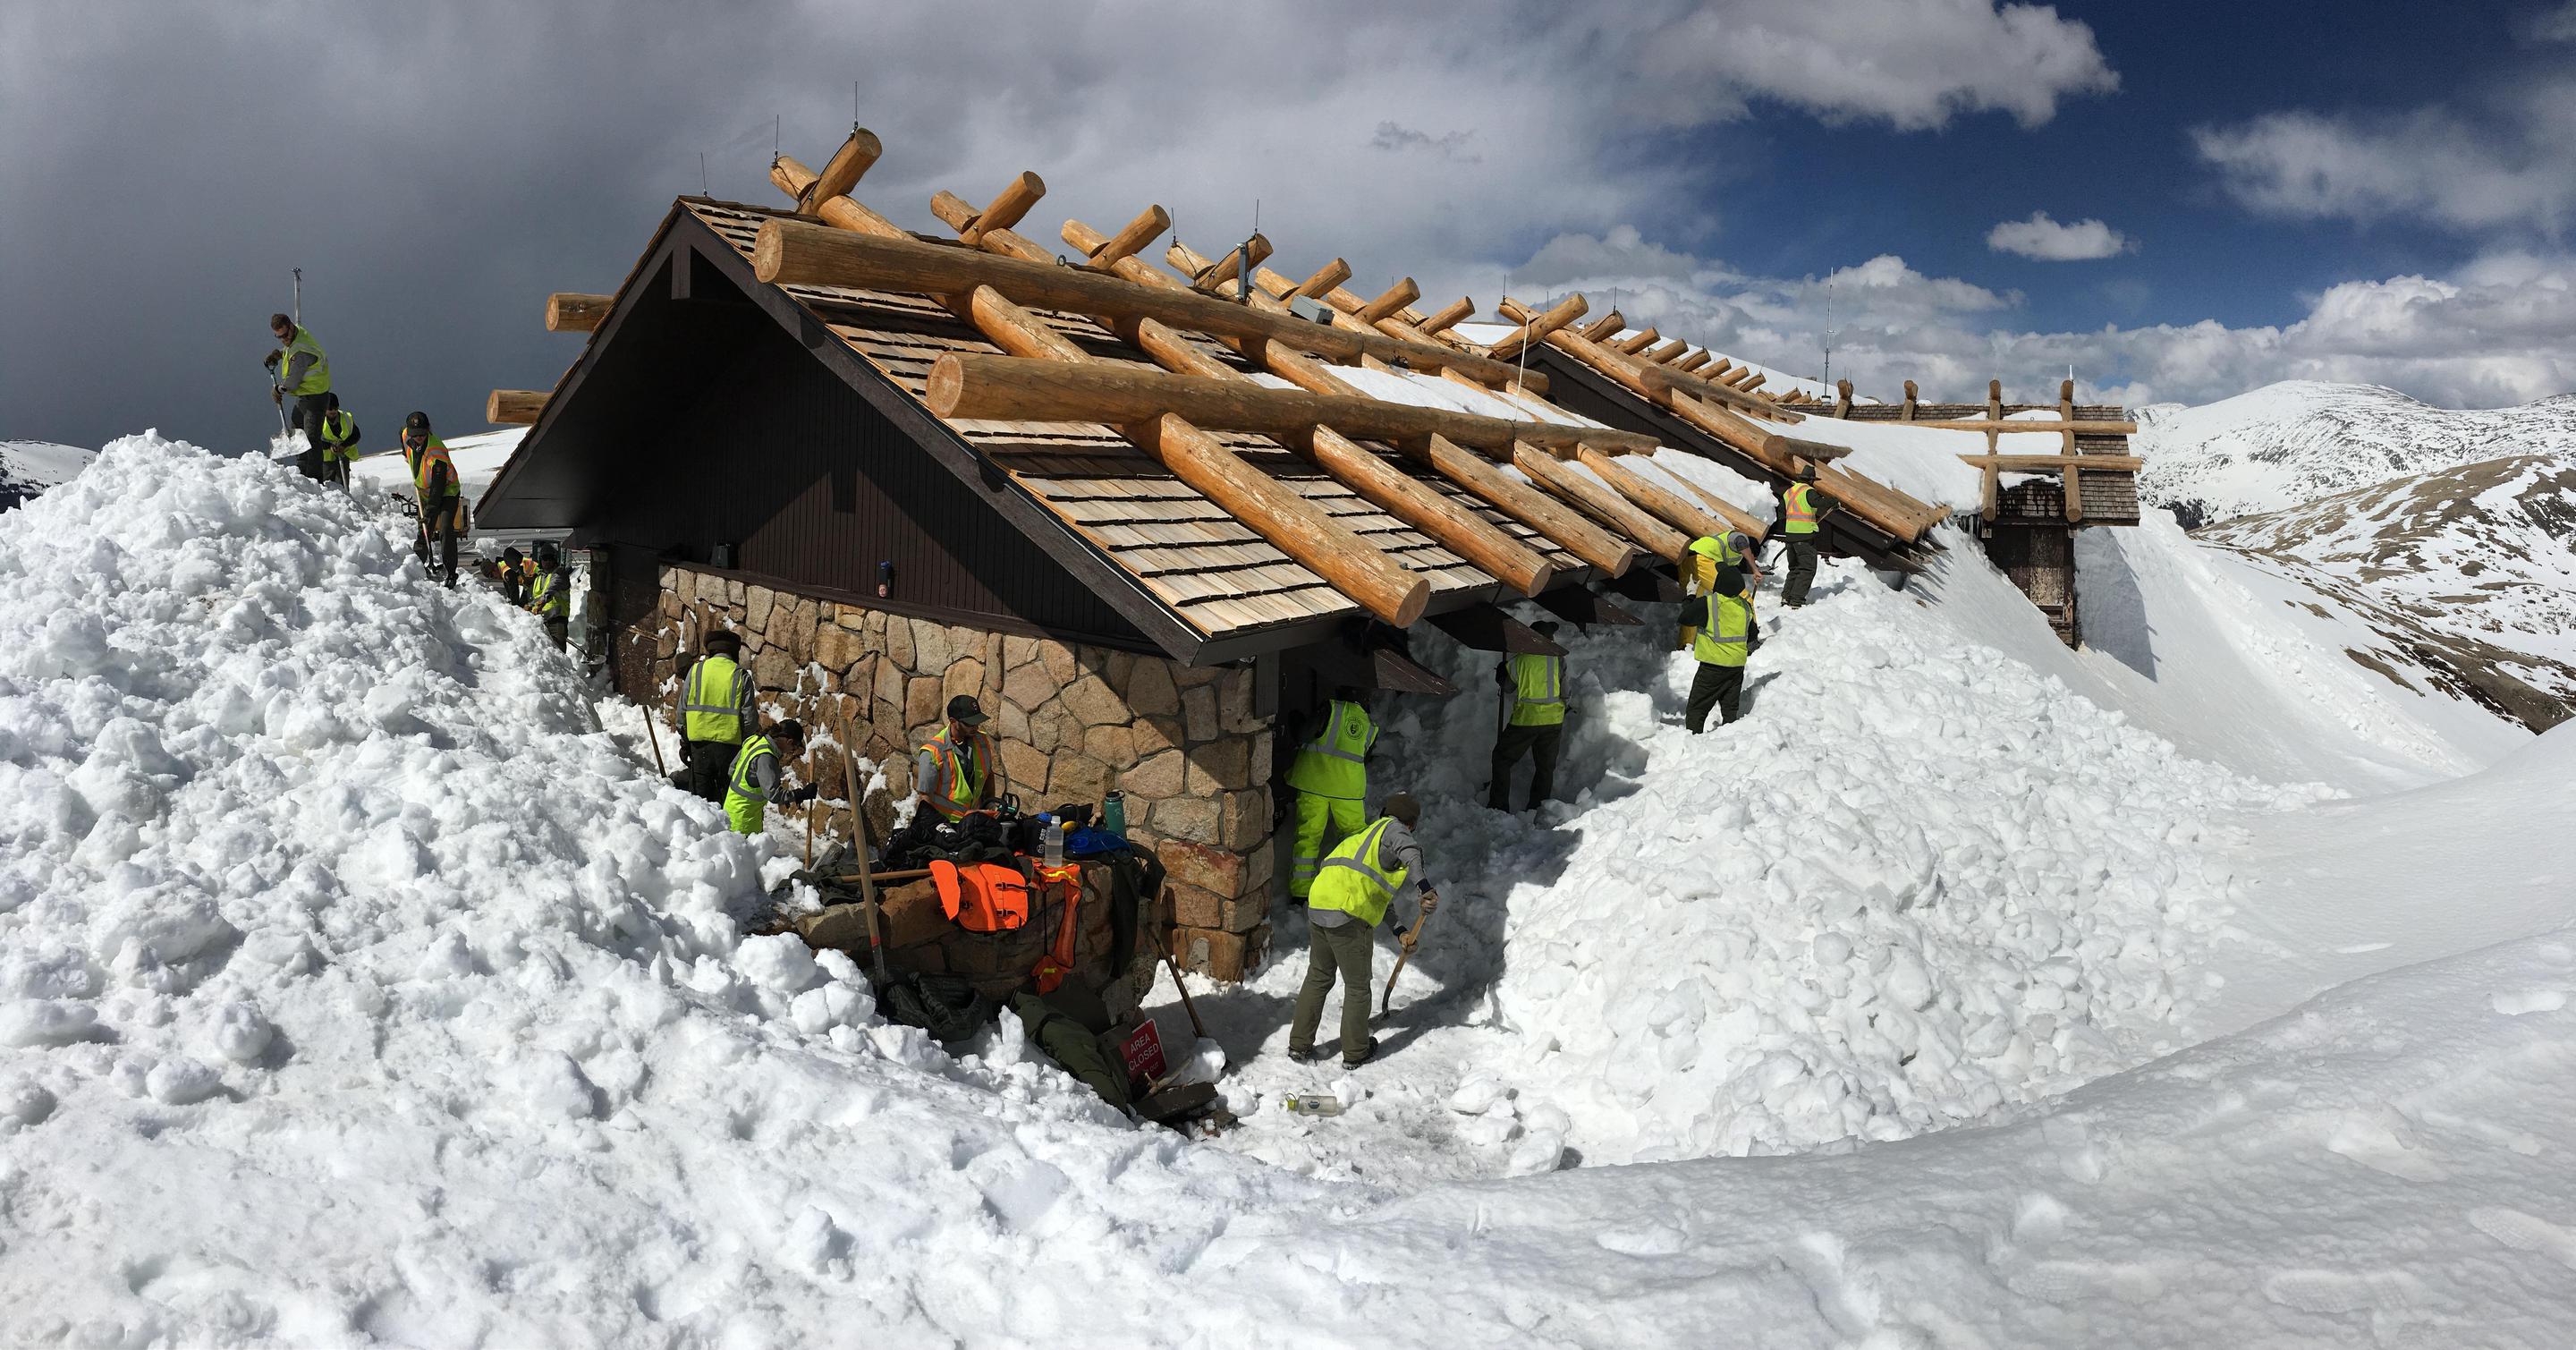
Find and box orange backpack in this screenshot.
[929,861,1032,933]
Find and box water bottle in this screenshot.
[1282,1094,1343,1117]
[1042,818,1065,869]
[1102,790,1127,836]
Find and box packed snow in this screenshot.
[6,433,2576,1346]
[344,426,527,508]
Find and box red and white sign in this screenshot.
[1119,1019,1167,1085]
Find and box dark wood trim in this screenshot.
[665,211,1215,665]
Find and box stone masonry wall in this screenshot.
[643,565,1276,979]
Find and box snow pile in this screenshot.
[1410,543,2326,1159]
[346,426,526,508]
[0,435,1307,1346]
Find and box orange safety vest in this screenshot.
[918,726,998,821]
[1784,483,1819,534]
[930,860,1032,933]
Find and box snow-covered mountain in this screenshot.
[2201,454,2576,732]
[0,439,94,509]
[2134,381,2576,527]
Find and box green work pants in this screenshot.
[1487,721,1563,811]
[1685,662,1743,733]
[1288,917,1376,1061]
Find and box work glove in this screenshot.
[263,351,280,370]
[1419,889,1438,914]
[271,386,284,406]
[789,784,821,804]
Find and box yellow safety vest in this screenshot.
[918,726,996,821]
[318,411,359,460]
[529,568,568,620]
[1692,590,1752,667]
[279,327,331,396]
[1309,817,1410,927]
[1507,653,1566,727]
[724,734,777,834]
[681,655,749,744]
[1784,484,1819,535]
[1284,699,1374,799]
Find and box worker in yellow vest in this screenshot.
[264,313,333,482]
[883,695,1003,857]
[677,630,755,803]
[526,542,571,650]
[498,547,531,607]
[400,412,462,589]
[1780,464,1837,607]
[1679,531,1760,650]
[1487,624,1567,812]
[1686,566,1756,733]
[724,719,817,836]
[1288,793,1436,1067]
[316,394,360,489]
[1284,686,1375,899]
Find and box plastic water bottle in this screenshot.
[1102,790,1126,836]
[1282,1094,1343,1117]
[1042,818,1065,868]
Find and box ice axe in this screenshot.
[1379,887,1440,1015]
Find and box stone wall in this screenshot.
[645,565,1276,979]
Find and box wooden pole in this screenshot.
[1641,339,1690,365]
[834,714,889,987]
[1487,293,1589,362]
[1515,445,1689,562]
[1673,350,1714,374]
[544,293,613,334]
[1081,205,1170,272]
[1063,217,1620,578]
[1575,311,1624,343]
[961,171,1046,248]
[771,157,1428,627]
[1897,419,2140,435]
[1958,454,2144,471]
[1636,459,1770,541]
[753,216,1533,386]
[1121,321,1556,595]
[1354,278,1420,326]
[486,390,547,425]
[1415,296,1473,338]
[802,130,885,212]
[1612,328,1662,355]
[1834,379,1853,418]
[1576,447,1733,541]
[1289,259,1352,300]
[925,352,1653,457]
[1901,380,1920,421]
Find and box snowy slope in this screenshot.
[2135,380,2576,526]
[0,438,95,509]
[2198,454,2576,733]
[9,435,2576,1346]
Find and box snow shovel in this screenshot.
[1146,906,1227,1078]
[1378,888,1440,1015]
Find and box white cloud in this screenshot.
[1987,211,2133,260]
[1631,0,2117,130]
[2527,2,2576,41]
[1505,228,2576,409]
[2193,80,2576,235]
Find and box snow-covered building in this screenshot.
[475,132,2110,973]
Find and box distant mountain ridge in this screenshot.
[0,439,95,509]
[2133,381,2576,528]
[2204,454,2576,732]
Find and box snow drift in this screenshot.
[0,435,1310,1346]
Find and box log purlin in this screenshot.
[767,157,1428,628]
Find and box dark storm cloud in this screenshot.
[0,1,2121,453]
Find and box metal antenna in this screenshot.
[852,81,860,131]
[1821,279,1836,387]
[292,267,302,323]
[699,152,708,196]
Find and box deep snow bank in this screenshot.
[0,436,1314,1346]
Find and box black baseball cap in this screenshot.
[946,695,987,725]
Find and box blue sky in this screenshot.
[3,0,2572,454]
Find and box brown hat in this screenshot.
[1381,792,1420,828]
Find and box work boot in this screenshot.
[1288,1044,1320,1065]
[1341,1036,1378,1068]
